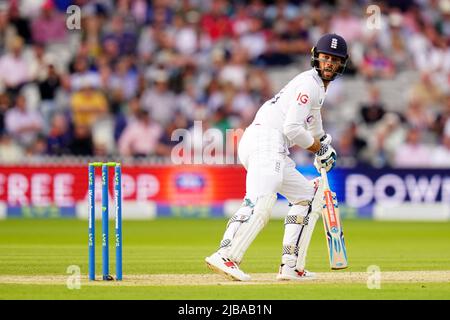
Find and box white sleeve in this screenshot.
[308,107,325,139]
[283,84,316,149]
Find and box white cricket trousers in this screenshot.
[238,124,315,204]
[217,124,317,266]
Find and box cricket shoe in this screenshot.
[205,252,251,281]
[276,264,316,281]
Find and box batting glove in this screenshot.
[319,133,332,146]
[314,143,337,173]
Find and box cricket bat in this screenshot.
[320,168,348,270]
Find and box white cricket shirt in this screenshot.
[252,68,327,149]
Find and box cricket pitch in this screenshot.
[1,271,449,286]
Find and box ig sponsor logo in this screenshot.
[296,93,309,105]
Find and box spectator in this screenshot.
[360,44,396,79]
[247,67,272,104]
[118,109,163,157]
[130,0,148,25]
[70,77,108,128]
[114,95,141,142]
[330,5,363,43]
[5,94,44,148]
[211,106,232,134]
[83,13,102,59]
[137,23,158,64]
[230,86,257,127]
[439,4,450,37]
[431,135,450,167]
[433,95,450,137]
[147,1,173,26]
[176,80,202,121]
[0,3,17,56]
[70,56,101,91]
[27,134,48,158]
[445,114,450,137]
[28,42,56,82]
[0,0,446,167]
[54,73,72,113]
[264,0,299,23]
[200,0,233,43]
[247,0,266,18]
[258,17,301,66]
[102,15,137,57]
[46,112,71,155]
[394,127,431,168]
[408,71,446,108]
[7,2,31,44]
[404,98,434,131]
[158,111,191,157]
[368,113,406,167]
[231,3,252,37]
[359,85,386,125]
[0,132,24,163]
[141,70,178,126]
[337,122,368,166]
[383,11,410,70]
[239,15,268,63]
[0,92,10,134]
[108,57,138,102]
[219,45,249,88]
[0,36,30,98]
[68,124,93,156]
[204,77,225,114]
[276,16,311,57]
[172,13,198,56]
[38,64,62,131]
[31,0,67,45]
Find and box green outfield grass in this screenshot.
[0,218,450,299]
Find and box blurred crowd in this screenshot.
[0,0,449,168]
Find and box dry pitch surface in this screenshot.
[1,271,449,286]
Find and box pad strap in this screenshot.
[283,245,299,255]
[284,215,309,225]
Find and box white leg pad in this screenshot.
[218,200,253,252]
[281,204,310,267]
[295,179,324,271]
[226,194,277,263]
[295,211,320,271]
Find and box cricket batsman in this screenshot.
[205,34,349,281]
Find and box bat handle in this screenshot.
[320,168,330,191]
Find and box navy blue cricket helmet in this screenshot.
[311,33,348,80]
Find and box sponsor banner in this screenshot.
[329,168,450,206]
[374,203,450,221]
[7,205,76,219]
[0,165,246,206]
[0,165,449,220]
[76,201,157,220]
[224,199,290,219]
[224,200,360,220]
[156,202,224,218]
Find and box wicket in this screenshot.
[88,162,122,281]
